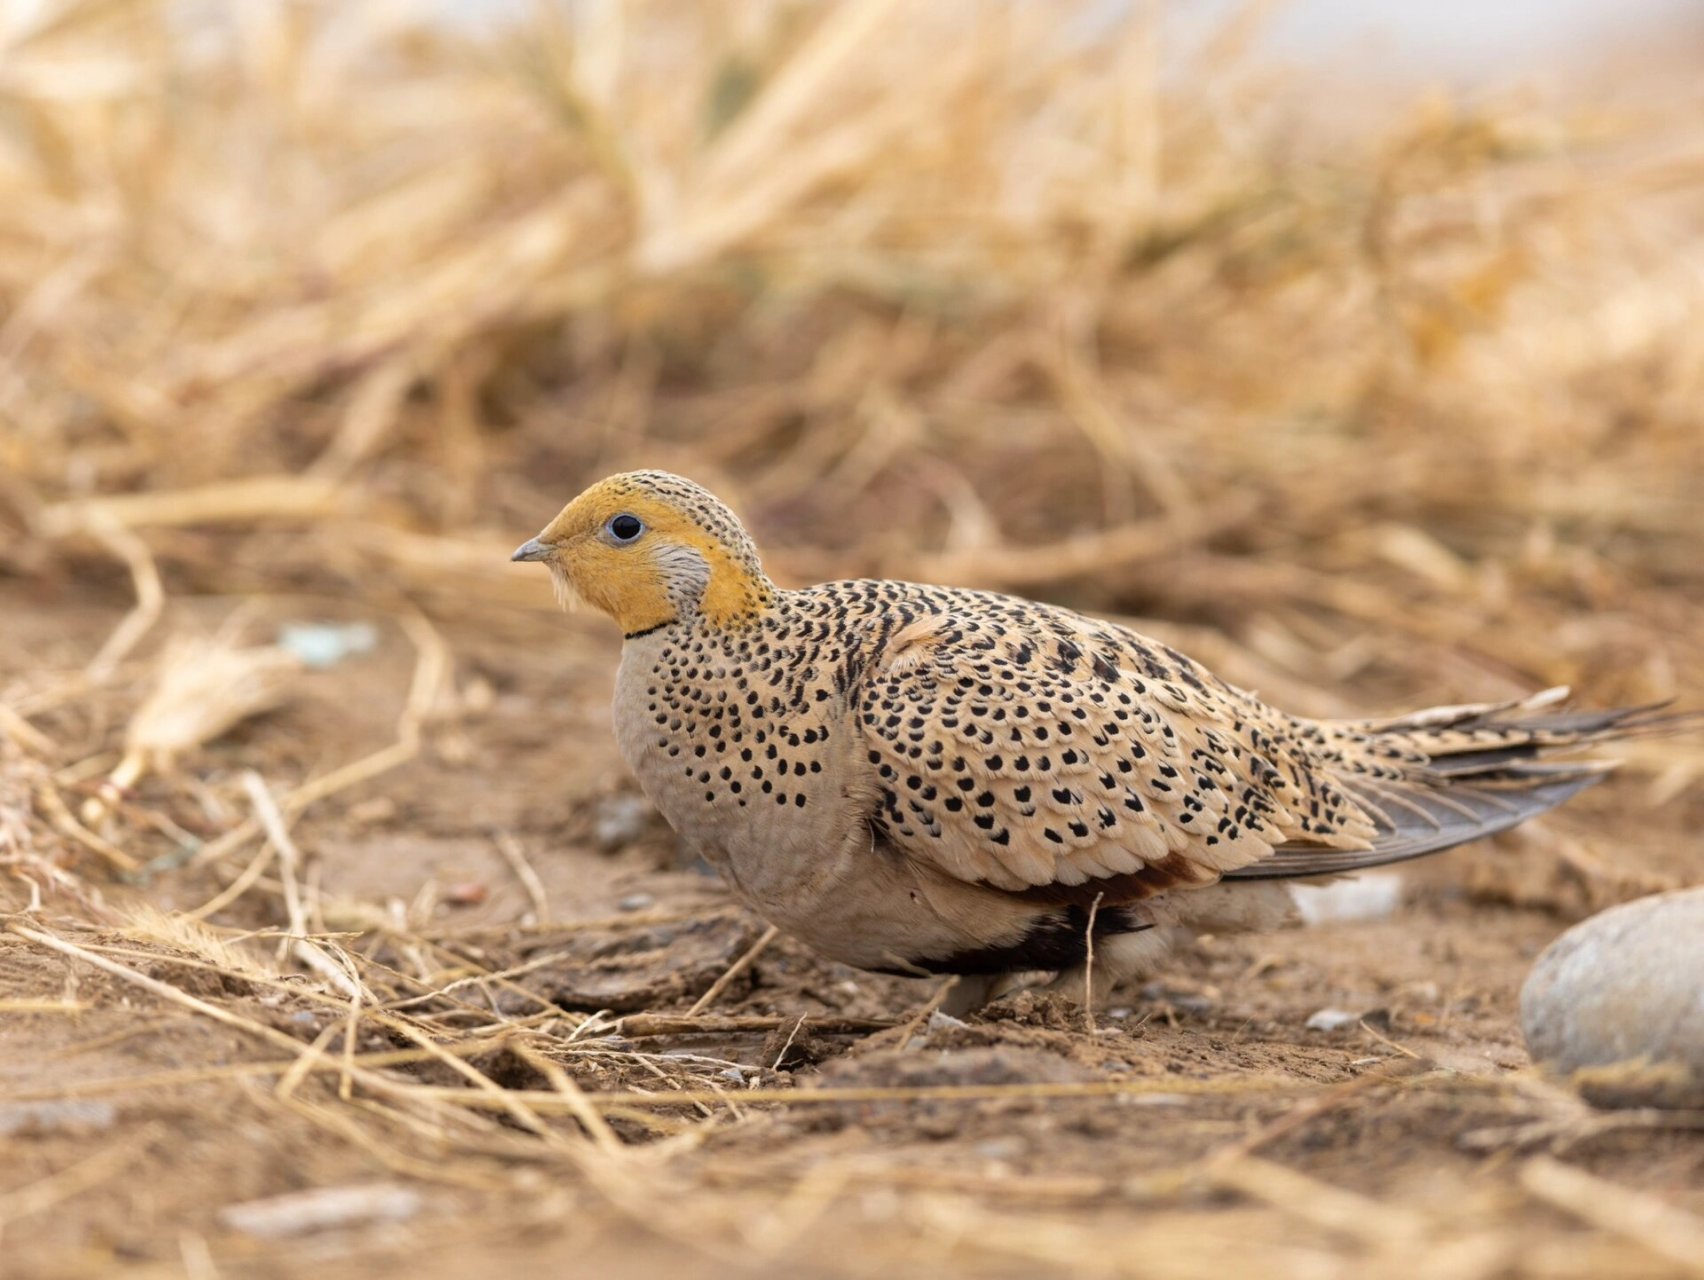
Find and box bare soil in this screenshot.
[2,580,1701,1280]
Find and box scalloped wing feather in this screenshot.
[854,606,1376,901]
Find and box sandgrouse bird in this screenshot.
[515,471,1660,1012]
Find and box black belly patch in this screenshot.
[898,905,1150,976]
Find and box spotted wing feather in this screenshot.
[853,605,1374,901]
[854,603,1673,898]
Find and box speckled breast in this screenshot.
[611,610,875,910]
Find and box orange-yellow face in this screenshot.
[512,472,774,637]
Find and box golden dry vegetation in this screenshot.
[1,2,1702,1278]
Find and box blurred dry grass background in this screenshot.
[1,2,1703,1277]
[1,0,1701,666]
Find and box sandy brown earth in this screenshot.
[2,579,1701,1280]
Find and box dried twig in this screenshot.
[614,1013,893,1038]
[38,477,349,539]
[398,1076,1316,1113]
[1207,1155,1432,1245]
[243,771,309,951]
[82,518,164,683]
[0,703,55,756]
[33,782,142,873]
[0,1123,161,1230]
[493,831,551,925]
[1521,1156,1704,1275]
[684,924,779,1016]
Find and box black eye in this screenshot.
[607,513,644,543]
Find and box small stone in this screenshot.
[0,1100,117,1137]
[276,622,378,670]
[347,797,397,825]
[1139,981,1215,1014]
[218,1183,422,1238]
[1305,1007,1361,1032]
[1520,887,1704,1108]
[617,893,655,912]
[594,794,654,851]
[444,881,489,906]
[1289,872,1404,924]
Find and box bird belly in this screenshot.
[721,828,1154,980]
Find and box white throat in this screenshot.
[653,541,712,615]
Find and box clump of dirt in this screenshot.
[500,912,765,1013]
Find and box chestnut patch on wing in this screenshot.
[1002,852,1218,908]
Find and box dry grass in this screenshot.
[1,2,1702,1277]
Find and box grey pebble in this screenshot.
[1520,887,1704,1107]
[0,1100,117,1136]
[594,794,654,851]
[1304,1007,1361,1032]
[1139,981,1214,1015]
[218,1184,422,1238]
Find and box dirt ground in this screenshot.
[2,578,1700,1280]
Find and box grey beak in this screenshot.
[511,537,552,563]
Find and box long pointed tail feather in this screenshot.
[1227,693,1691,881]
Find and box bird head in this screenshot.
[512,471,775,637]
